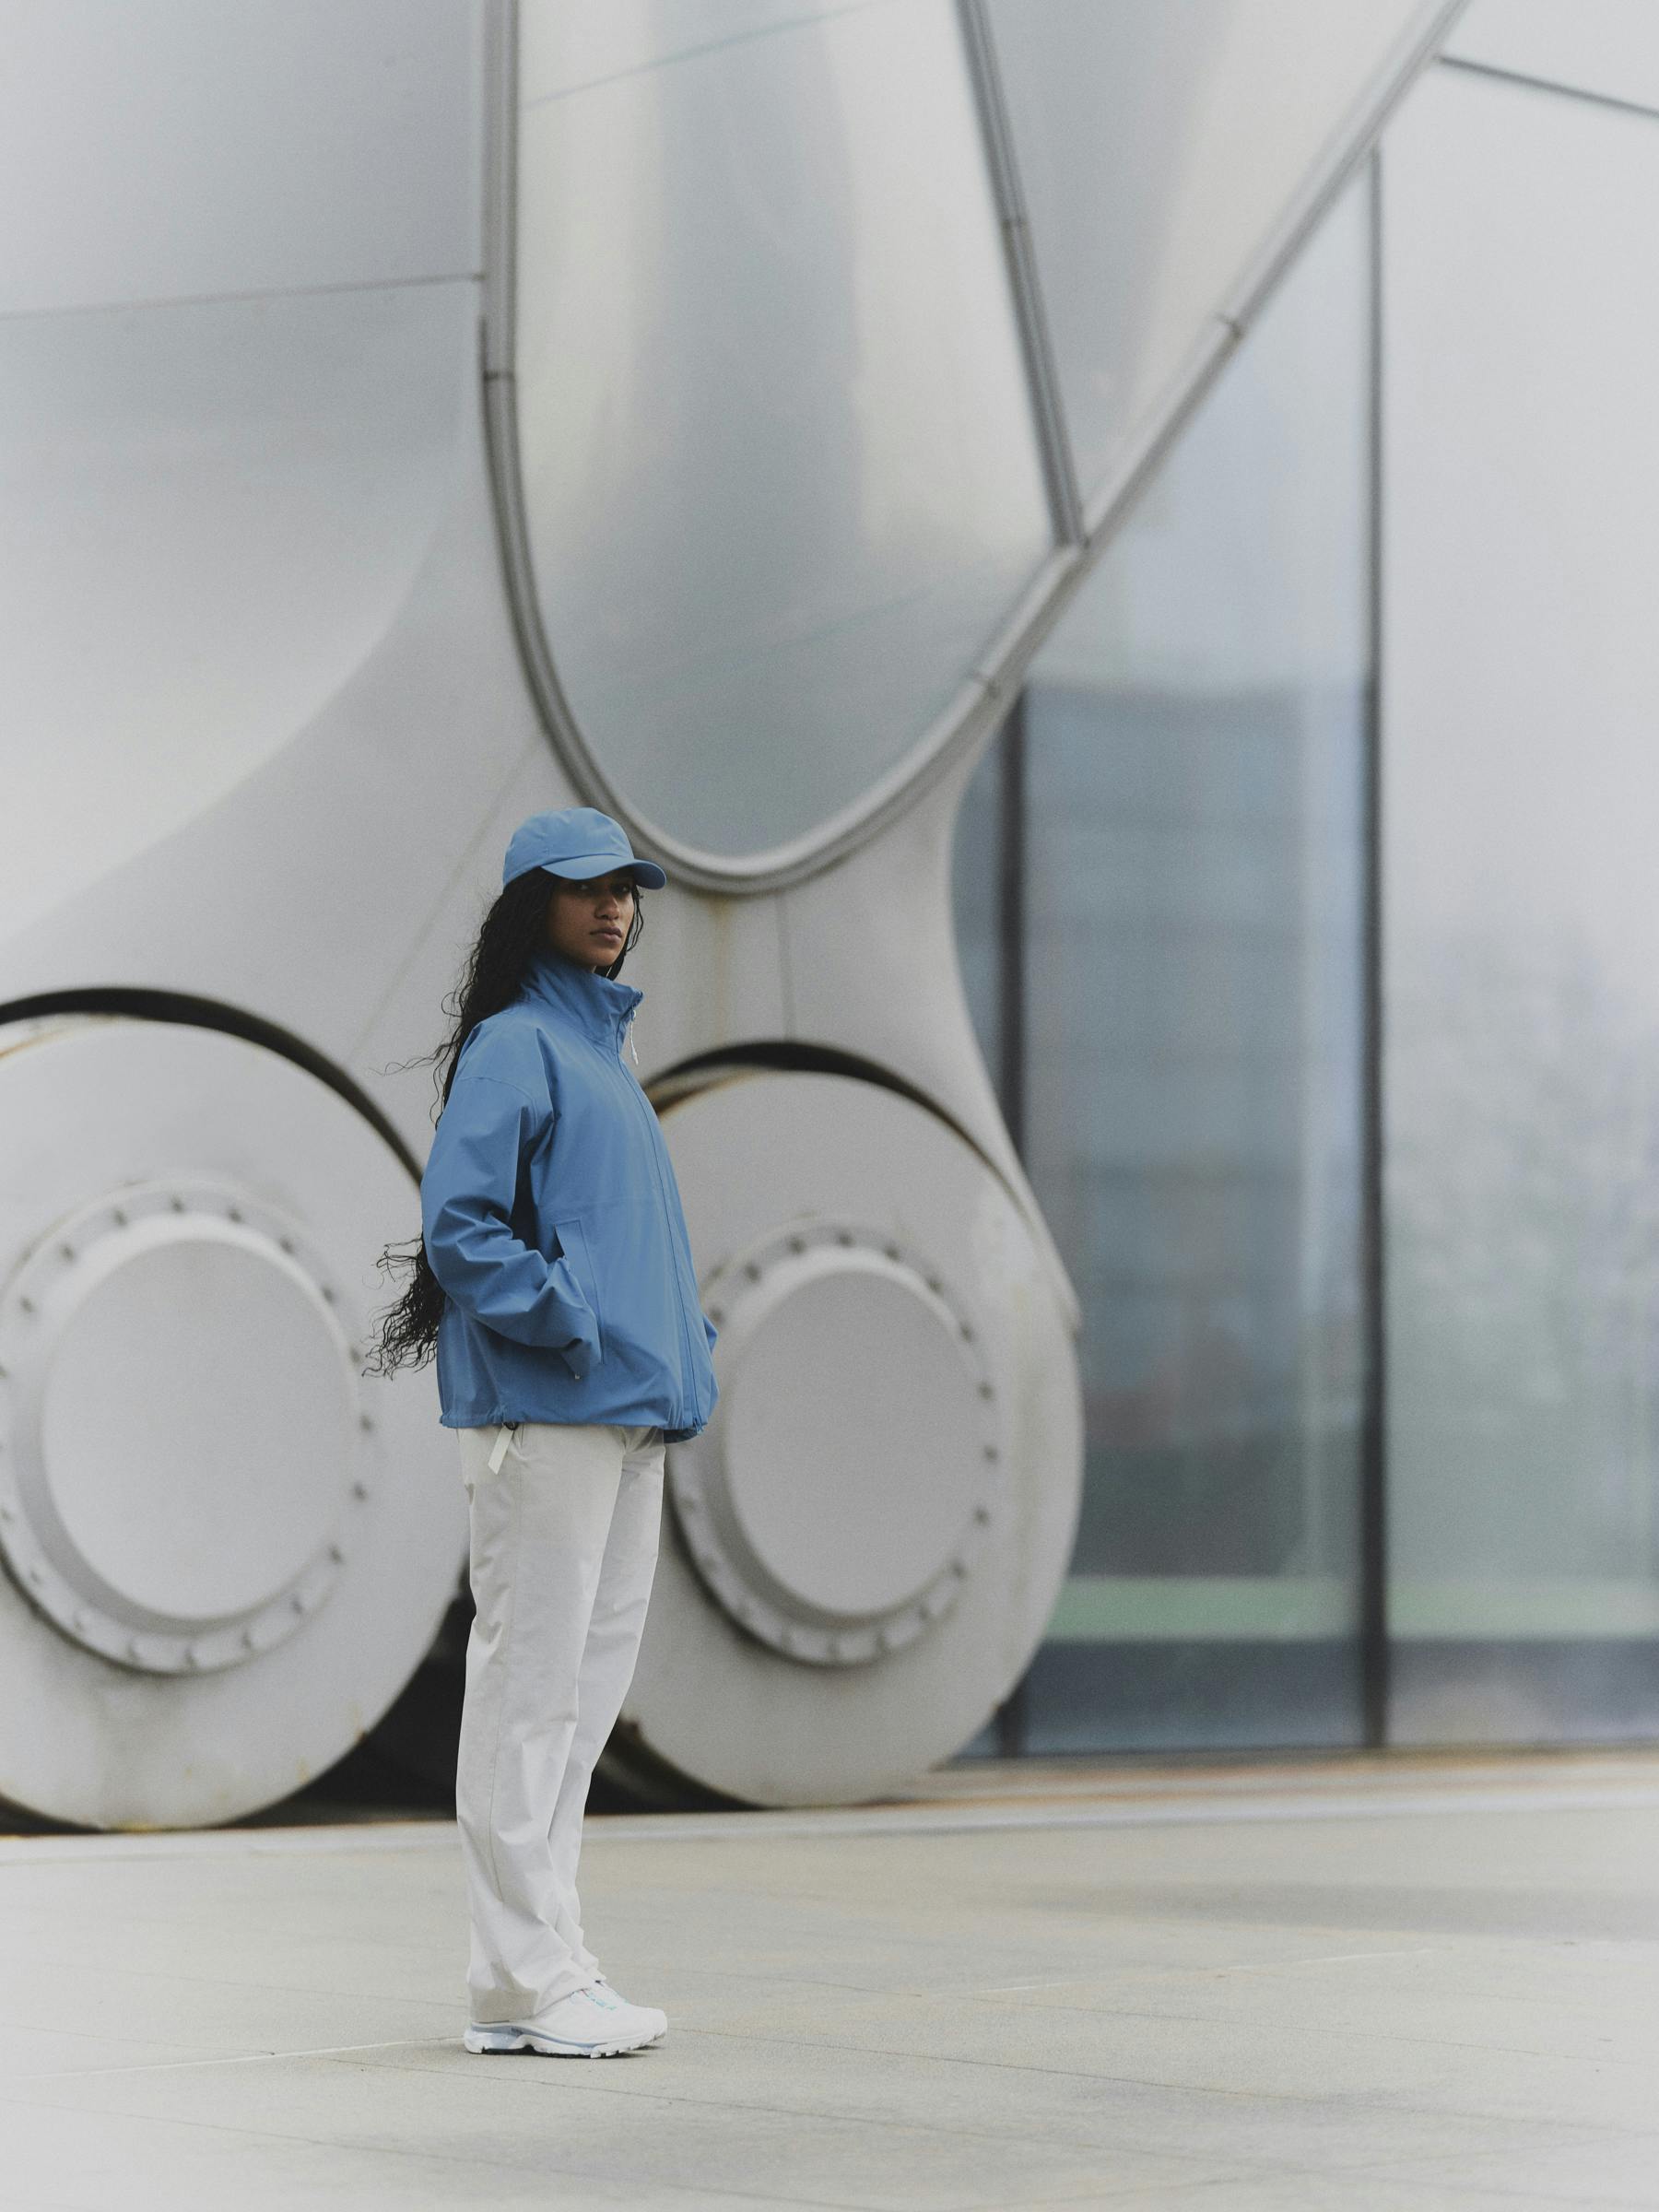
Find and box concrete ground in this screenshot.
[1,1749,1656,2212]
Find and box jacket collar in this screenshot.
[520,945,643,1051]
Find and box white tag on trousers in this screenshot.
[487,1422,516,1475]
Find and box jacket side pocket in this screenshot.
[553,1215,605,1369]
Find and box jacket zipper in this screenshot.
[613,1015,701,1428]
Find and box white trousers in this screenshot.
[454,1418,665,2022]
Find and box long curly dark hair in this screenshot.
[362,867,645,1378]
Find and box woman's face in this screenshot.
[545,869,638,971]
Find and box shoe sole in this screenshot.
[464,2022,665,2058]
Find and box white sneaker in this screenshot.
[582,1978,665,2037]
[465,1983,666,2058]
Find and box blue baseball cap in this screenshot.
[502,806,667,890]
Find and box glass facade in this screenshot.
[1382,65,1659,1741]
[1445,0,1659,113]
[956,47,1659,1760]
[954,171,1373,1754]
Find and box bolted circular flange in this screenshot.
[611,1066,1084,1809]
[0,1175,373,1674]
[0,1012,466,1830]
[667,1218,1004,1666]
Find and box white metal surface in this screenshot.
[512,0,1052,857]
[0,282,476,946]
[0,0,481,314]
[0,1017,466,1826]
[624,1070,1082,1803]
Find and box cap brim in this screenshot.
[539,856,668,890]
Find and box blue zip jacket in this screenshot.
[419,945,719,1441]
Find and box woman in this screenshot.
[370,805,720,2059]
